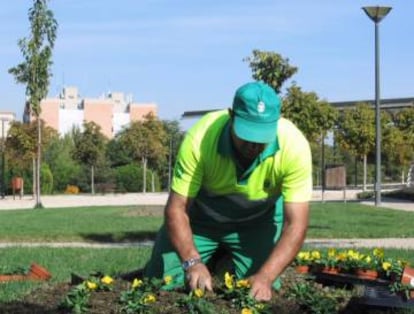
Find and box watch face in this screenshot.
[182,258,201,270]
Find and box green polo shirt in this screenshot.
[172,110,312,226]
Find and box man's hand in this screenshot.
[185,263,213,292]
[248,273,274,301]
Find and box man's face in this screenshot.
[230,126,266,162]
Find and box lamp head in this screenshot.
[362,6,392,23]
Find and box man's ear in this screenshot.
[228,108,234,119]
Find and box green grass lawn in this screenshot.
[0,247,152,302]
[0,205,164,242]
[308,201,414,238]
[0,202,413,241]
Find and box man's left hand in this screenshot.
[248,273,273,301]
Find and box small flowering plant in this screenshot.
[218,272,271,314]
[120,275,173,313]
[381,258,406,279]
[175,288,217,313]
[60,274,115,313]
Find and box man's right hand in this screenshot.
[185,263,213,292]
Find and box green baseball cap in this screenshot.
[232,81,281,143]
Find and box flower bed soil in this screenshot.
[1,267,409,314]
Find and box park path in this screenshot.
[1,238,414,249]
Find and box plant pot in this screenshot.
[321,267,340,275]
[28,263,51,281]
[295,265,310,274]
[401,266,414,288]
[354,269,379,280]
[0,274,28,282]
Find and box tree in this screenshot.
[282,84,338,189]
[383,108,414,182]
[8,0,57,208]
[160,119,185,190]
[282,84,338,143]
[72,122,108,194]
[43,134,83,192]
[336,103,376,190]
[244,49,298,93]
[118,114,168,193]
[5,120,57,194]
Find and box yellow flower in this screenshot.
[132,278,143,289]
[328,248,337,258]
[255,303,265,310]
[241,308,253,314]
[224,272,234,289]
[85,281,97,290]
[236,279,251,288]
[142,293,156,304]
[101,275,114,285]
[337,252,347,261]
[311,250,321,260]
[382,261,392,271]
[193,288,204,298]
[373,248,384,258]
[164,275,173,285]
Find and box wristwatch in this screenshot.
[182,257,202,271]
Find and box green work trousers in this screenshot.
[144,200,283,290]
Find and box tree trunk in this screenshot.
[32,157,35,198]
[91,165,95,195]
[151,172,155,192]
[142,157,147,193]
[363,154,367,192]
[34,117,42,208]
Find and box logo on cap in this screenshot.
[257,101,265,113]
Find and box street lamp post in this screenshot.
[1,118,8,199]
[362,6,392,206]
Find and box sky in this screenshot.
[0,0,413,130]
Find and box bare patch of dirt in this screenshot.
[121,206,164,217]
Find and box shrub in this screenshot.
[356,191,374,200]
[115,163,161,192]
[65,185,80,194]
[40,163,53,194]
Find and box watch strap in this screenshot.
[182,257,202,271]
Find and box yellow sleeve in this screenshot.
[278,119,313,202]
[171,128,203,198]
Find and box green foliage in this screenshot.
[72,122,107,167]
[244,49,298,93]
[175,290,216,314]
[60,283,91,314]
[218,272,270,314]
[106,138,133,168]
[40,163,53,194]
[118,114,168,193]
[120,277,165,313]
[61,275,115,314]
[336,103,375,158]
[283,84,338,143]
[43,134,83,192]
[115,164,139,192]
[286,281,343,314]
[8,0,58,116]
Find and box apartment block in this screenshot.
[27,86,157,139]
[0,112,16,139]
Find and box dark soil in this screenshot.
[1,268,412,314]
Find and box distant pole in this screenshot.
[362,6,392,206]
[168,138,172,191]
[1,118,7,199]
